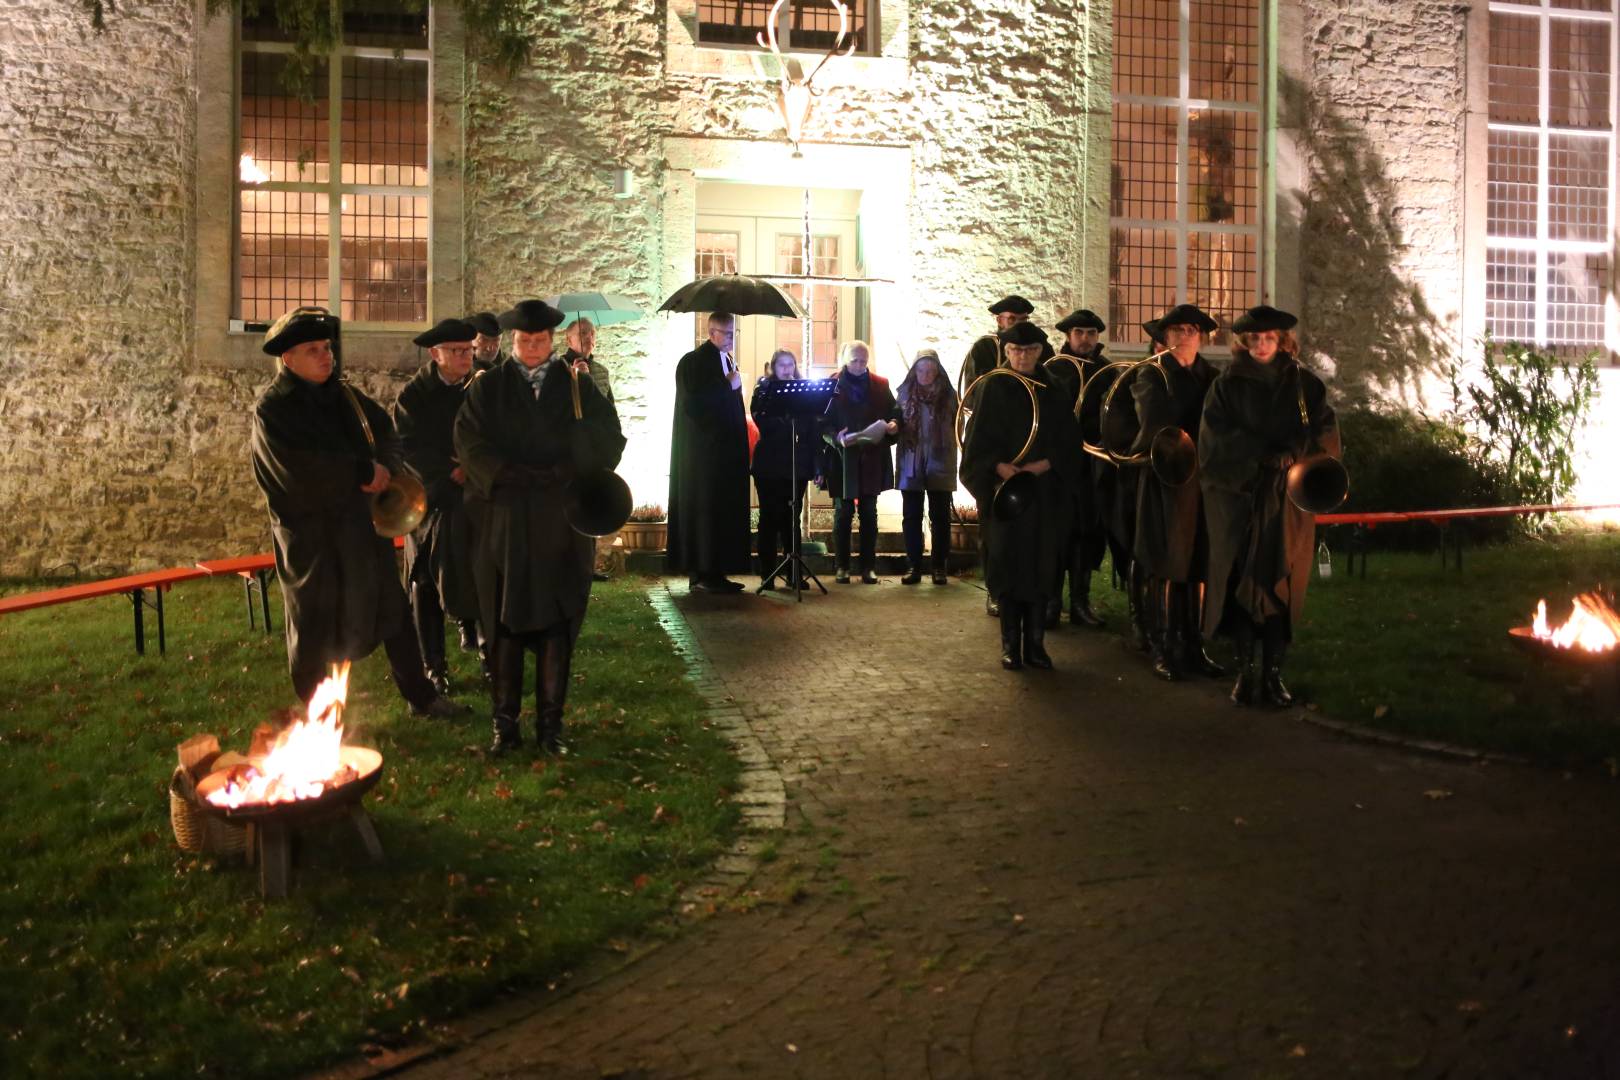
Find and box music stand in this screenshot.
[753,378,837,601]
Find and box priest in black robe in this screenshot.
[454,299,626,754]
[249,307,464,717]
[394,317,480,697]
[667,311,751,593]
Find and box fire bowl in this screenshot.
[1508,626,1620,668]
[193,746,384,823]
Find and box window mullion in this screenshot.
[328,48,343,319]
[1536,7,1550,345]
[1176,0,1191,306]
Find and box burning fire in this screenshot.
[206,663,360,809]
[1530,593,1620,654]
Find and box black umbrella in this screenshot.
[657,274,809,319]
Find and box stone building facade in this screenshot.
[0,0,1615,576]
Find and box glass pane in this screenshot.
[343,0,428,50]
[340,55,430,187]
[1547,250,1609,347]
[1551,0,1610,15]
[1108,226,1177,346]
[1185,229,1256,348]
[1549,18,1612,130]
[238,190,329,322]
[1549,132,1611,242]
[1188,107,1258,225]
[239,52,330,183]
[1190,0,1259,104]
[1489,12,1540,125]
[1485,247,1537,342]
[697,0,773,46]
[774,235,840,370]
[1114,0,1179,98]
[1111,104,1178,219]
[1487,128,1538,240]
[693,232,740,343]
[339,194,429,323]
[787,0,870,54]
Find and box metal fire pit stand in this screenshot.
[253,804,384,900]
[1508,627,1620,714]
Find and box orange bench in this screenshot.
[0,567,210,655]
[196,554,278,635]
[1317,502,1620,576]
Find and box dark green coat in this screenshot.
[960,367,1083,603]
[1131,354,1220,582]
[453,358,625,639]
[250,370,407,679]
[393,361,478,621]
[1199,353,1340,638]
[959,333,1001,391]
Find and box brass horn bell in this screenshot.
[563,363,634,538]
[1286,453,1349,514]
[957,367,1043,522]
[370,473,428,539]
[1097,352,1198,486]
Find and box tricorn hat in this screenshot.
[467,311,501,337]
[1153,304,1218,335]
[412,318,478,348]
[1055,308,1106,333]
[988,294,1035,316]
[1141,318,1165,345]
[999,321,1049,347]
[262,306,339,357]
[497,300,565,334]
[1230,305,1298,335]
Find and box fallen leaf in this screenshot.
[1233,817,1248,827]
[1423,789,1453,801]
[1288,1044,1308,1058]
[1457,1000,1483,1013]
[493,782,513,801]
[632,873,652,891]
[785,1044,798,1054]
[1373,704,1391,720]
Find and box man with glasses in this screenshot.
[668,311,752,594]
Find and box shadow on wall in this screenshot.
[1278,72,1452,407]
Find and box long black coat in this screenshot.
[749,376,820,482]
[393,361,478,621]
[820,368,898,499]
[960,333,1001,390]
[251,370,408,680]
[1044,346,1110,564]
[1199,353,1340,639]
[453,358,625,639]
[667,341,752,575]
[960,367,1083,603]
[1131,354,1220,582]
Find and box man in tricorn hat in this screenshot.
[394,317,481,698]
[454,299,626,754]
[1044,308,1111,629]
[467,311,505,374]
[250,306,465,716]
[961,294,1049,389]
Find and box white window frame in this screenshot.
[695,0,881,56]
[235,26,433,330]
[1485,0,1618,354]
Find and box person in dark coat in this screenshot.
[1043,308,1111,628]
[250,307,463,717]
[820,340,899,584]
[1200,305,1340,707]
[561,316,618,583]
[750,349,820,589]
[454,299,626,754]
[1131,304,1224,682]
[960,320,1083,671]
[394,317,481,697]
[468,311,505,374]
[894,348,959,585]
[958,294,1055,393]
[668,312,752,593]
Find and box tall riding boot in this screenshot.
[1069,562,1104,627]
[1150,581,1183,682]
[1024,601,1054,670]
[999,602,1023,670]
[536,626,574,754]
[981,532,998,616]
[1230,621,1258,706]
[411,581,451,696]
[458,619,479,652]
[1181,583,1226,678]
[490,633,526,754]
[1128,564,1150,651]
[1261,617,1294,708]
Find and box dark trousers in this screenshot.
[901,489,952,568]
[292,627,436,708]
[834,495,879,572]
[754,474,807,577]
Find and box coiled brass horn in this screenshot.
[339,383,429,538]
[1097,351,1197,487]
[956,367,1043,520]
[1043,353,1088,420]
[563,363,634,538]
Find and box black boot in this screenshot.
[1024,601,1054,670]
[1230,623,1257,706]
[999,603,1023,670]
[931,550,949,585]
[1044,597,1061,630]
[1261,619,1294,708]
[411,581,451,697]
[536,627,574,754]
[1069,569,1105,628]
[901,563,923,585]
[1180,584,1225,678]
[1128,565,1150,651]
[986,592,1000,617]
[1149,582,1182,681]
[458,620,479,652]
[489,633,526,754]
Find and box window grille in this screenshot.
[1109,0,1263,348]
[697,0,876,55]
[1486,1,1615,353]
[693,231,740,343]
[236,4,431,327]
[773,234,841,369]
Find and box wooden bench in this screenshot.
[195,554,278,635]
[0,567,210,655]
[1317,502,1620,576]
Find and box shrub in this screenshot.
[626,504,665,523]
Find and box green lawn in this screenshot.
[1086,527,1620,766]
[0,576,739,1079]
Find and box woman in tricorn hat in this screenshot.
[1198,305,1339,707]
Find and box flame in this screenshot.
[239,153,270,184]
[1530,594,1620,653]
[206,662,355,809]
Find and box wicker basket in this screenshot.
[169,768,250,857]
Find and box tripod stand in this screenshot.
[753,378,837,602]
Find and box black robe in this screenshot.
[453,358,625,639]
[1131,354,1220,582]
[667,340,751,576]
[1044,346,1110,569]
[959,333,1002,391]
[1199,353,1340,639]
[393,361,478,621]
[819,367,899,499]
[250,369,408,680]
[959,367,1083,603]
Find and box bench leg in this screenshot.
[258,570,273,634]
[243,575,256,630]
[130,588,146,655]
[156,584,166,656]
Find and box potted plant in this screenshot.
[949,502,980,553]
[620,504,668,552]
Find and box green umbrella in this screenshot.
[544,292,644,327]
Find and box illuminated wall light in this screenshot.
[239,153,269,184]
[612,167,635,199]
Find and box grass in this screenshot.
[1085,527,1620,767]
[0,575,739,1079]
